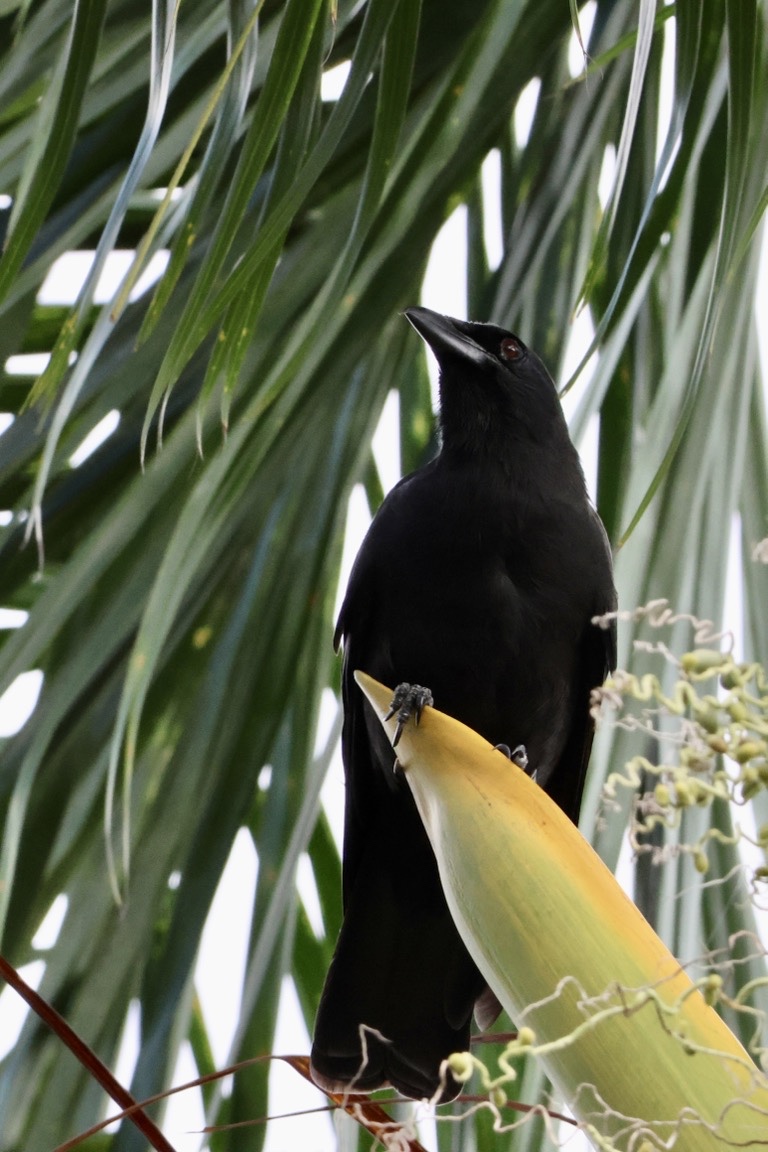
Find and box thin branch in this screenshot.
[0,953,177,1152]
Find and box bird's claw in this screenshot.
[511,743,529,771]
[495,742,529,772]
[385,683,434,747]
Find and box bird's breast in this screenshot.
[353,471,594,759]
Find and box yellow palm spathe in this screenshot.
[356,671,768,1150]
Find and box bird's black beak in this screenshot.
[404,307,490,371]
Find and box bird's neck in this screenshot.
[436,433,587,506]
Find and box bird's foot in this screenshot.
[385,683,434,747]
[495,743,529,772]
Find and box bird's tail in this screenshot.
[310,823,487,1102]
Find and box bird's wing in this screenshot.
[543,560,616,825]
[311,759,483,1100]
[333,471,419,652]
[337,633,382,906]
[319,598,485,1101]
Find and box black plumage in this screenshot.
[310,307,616,1101]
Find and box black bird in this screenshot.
[310,307,616,1102]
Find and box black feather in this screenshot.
[311,307,616,1101]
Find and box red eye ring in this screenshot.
[500,337,522,361]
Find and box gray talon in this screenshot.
[494,742,529,771]
[385,683,434,747]
[511,744,529,771]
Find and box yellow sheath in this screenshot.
[357,671,768,1150]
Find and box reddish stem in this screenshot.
[0,953,177,1152]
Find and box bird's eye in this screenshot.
[500,337,522,361]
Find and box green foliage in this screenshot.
[0,0,766,1148]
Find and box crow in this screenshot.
[310,307,616,1102]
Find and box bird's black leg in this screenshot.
[385,683,434,747]
[494,743,529,772]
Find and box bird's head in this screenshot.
[404,306,574,465]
